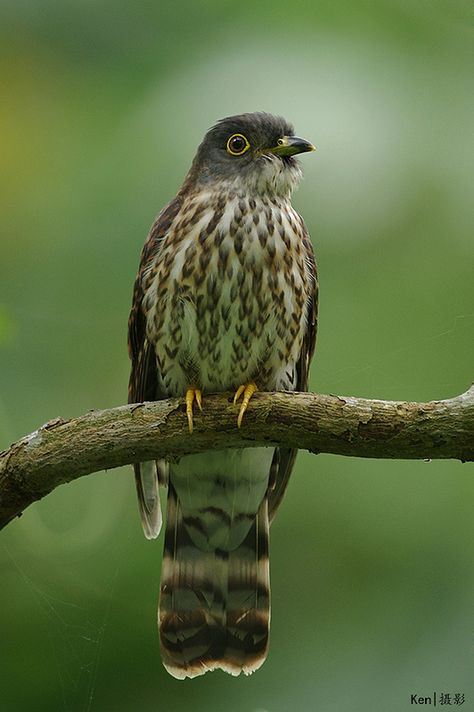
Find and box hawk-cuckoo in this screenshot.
[128,112,318,678]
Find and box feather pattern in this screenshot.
[127,112,318,677]
[159,449,272,677]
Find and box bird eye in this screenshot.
[226,133,250,156]
[277,138,284,146]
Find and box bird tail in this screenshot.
[159,483,270,679]
[134,461,162,540]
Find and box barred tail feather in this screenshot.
[159,484,270,679]
[225,499,270,675]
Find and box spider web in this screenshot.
[326,312,473,393]
[3,541,122,712]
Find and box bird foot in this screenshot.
[185,387,202,433]
[233,382,258,428]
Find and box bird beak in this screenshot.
[266,136,316,157]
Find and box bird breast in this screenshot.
[143,189,311,395]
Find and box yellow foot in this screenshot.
[185,387,202,433]
[233,382,258,428]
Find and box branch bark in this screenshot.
[1,387,473,530]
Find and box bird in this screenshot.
[127,112,318,679]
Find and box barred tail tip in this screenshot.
[163,654,267,680]
[159,607,270,680]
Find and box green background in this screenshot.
[1,1,472,711]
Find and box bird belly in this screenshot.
[145,196,309,395]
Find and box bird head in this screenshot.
[188,112,315,198]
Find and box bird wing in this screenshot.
[268,227,318,521]
[128,196,183,538]
[128,195,184,403]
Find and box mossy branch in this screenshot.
[1,386,473,530]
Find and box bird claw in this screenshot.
[233,382,258,428]
[185,387,202,433]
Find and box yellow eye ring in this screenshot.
[226,133,250,156]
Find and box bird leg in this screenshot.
[185,386,202,433]
[233,382,258,428]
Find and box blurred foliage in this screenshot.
[0,1,472,711]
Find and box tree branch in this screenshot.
[1,387,473,530]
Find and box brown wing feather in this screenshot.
[268,227,318,521]
[128,195,183,404]
[128,196,183,538]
